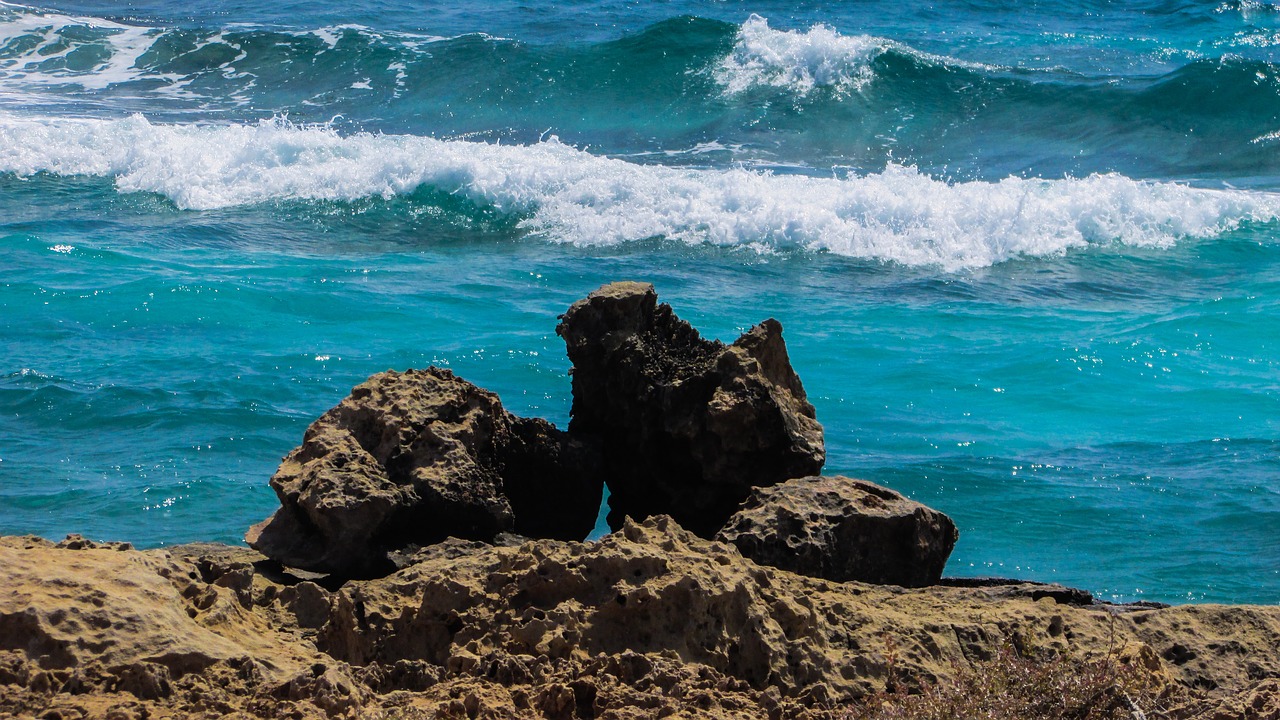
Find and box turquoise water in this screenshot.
[1,0,1279,604]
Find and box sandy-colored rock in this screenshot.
[246,367,601,577]
[2,527,1280,718]
[556,281,825,536]
[312,515,1280,706]
[0,535,341,719]
[1186,679,1280,720]
[716,475,958,587]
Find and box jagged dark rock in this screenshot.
[556,281,825,537]
[245,367,601,578]
[716,475,958,587]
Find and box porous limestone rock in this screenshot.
[0,535,343,720]
[716,475,958,587]
[246,367,600,577]
[309,515,1280,714]
[3,528,1280,719]
[556,281,825,536]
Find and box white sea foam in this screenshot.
[0,3,449,99]
[0,2,171,91]
[303,24,448,50]
[1217,0,1280,17]
[1,113,1277,270]
[713,14,997,97]
[1252,129,1280,144]
[714,15,887,96]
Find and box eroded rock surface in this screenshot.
[556,281,825,536]
[716,475,958,587]
[0,535,351,720]
[246,367,601,577]
[3,526,1280,719]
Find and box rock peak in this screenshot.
[557,281,825,537]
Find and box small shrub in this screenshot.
[843,643,1182,720]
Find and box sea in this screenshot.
[1,0,1278,605]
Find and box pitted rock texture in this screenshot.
[246,367,601,577]
[3,529,1280,719]
[0,535,358,720]
[716,475,958,588]
[308,516,1280,714]
[556,281,825,536]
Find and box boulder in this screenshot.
[246,367,601,577]
[556,281,825,536]
[716,475,958,587]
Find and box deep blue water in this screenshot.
[1,0,1278,604]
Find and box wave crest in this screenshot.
[1,113,1276,270]
[711,14,998,98]
[713,14,887,96]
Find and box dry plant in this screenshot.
[843,635,1186,720]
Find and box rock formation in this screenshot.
[4,526,1280,719]
[716,476,959,587]
[245,283,963,592]
[246,367,601,577]
[8,282,1280,717]
[556,281,825,536]
[246,283,959,588]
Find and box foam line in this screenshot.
[1,113,1276,269]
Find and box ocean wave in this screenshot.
[4,1,1280,182]
[713,14,886,96]
[0,2,457,100]
[0,2,170,91]
[712,14,997,97]
[1,113,1277,270]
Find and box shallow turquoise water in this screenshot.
[2,0,1279,604]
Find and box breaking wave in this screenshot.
[2,113,1277,270]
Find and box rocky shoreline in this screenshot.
[2,283,1278,719]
